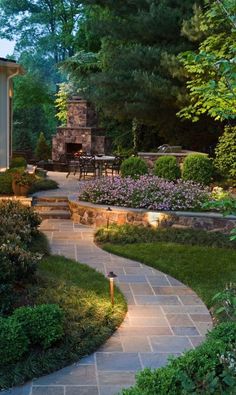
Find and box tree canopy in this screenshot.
[178,0,236,122]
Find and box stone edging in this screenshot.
[68,199,236,233]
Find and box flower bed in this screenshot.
[79,176,209,211]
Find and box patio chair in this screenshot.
[104,156,122,176]
[79,155,97,179]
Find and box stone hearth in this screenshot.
[52,97,108,161]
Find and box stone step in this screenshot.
[36,210,71,220]
[33,202,69,212]
[33,196,68,203]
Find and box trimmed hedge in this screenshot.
[13,304,64,349]
[121,322,236,395]
[120,156,148,178]
[154,156,181,181]
[182,153,214,185]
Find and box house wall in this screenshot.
[0,70,9,170]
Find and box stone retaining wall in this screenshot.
[0,196,32,207]
[69,200,236,233]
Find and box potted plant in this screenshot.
[12,172,36,196]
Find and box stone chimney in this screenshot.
[67,96,98,128]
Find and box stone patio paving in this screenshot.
[5,172,213,395]
[5,217,212,395]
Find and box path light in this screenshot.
[106,206,112,229]
[107,271,117,306]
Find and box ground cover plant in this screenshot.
[0,201,126,389]
[95,224,236,249]
[79,176,209,211]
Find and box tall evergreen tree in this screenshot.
[63,0,212,150]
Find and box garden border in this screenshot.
[69,198,236,233]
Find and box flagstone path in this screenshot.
[6,218,212,395]
[5,172,212,395]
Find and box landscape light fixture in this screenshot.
[106,206,112,229]
[107,271,117,306]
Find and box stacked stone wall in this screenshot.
[69,200,236,233]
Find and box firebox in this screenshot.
[66,143,82,155]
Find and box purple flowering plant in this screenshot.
[78,176,210,211]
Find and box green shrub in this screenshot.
[182,153,214,185]
[13,304,64,349]
[0,171,13,195]
[207,321,236,342]
[95,224,236,249]
[0,317,29,366]
[120,156,148,178]
[154,156,181,181]
[29,178,58,193]
[212,283,236,323]
[29,231,50,255]
[0,200,41,235]
[215,126,236,178]
[10,156,27,169]
[0,284,16,316]
[0,245,39,284]
[121,322,236,395]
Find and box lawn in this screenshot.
[103,242,236,307]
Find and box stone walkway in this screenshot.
[6,218,212,395]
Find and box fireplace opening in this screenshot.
[66,143,83,155]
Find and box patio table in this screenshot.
[94,155,115,177]
[67,155,116,178]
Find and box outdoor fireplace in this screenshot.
[52,97,109,161]
[66,143,82,155]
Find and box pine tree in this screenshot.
[35,133,51,161]
[63,0,203,149]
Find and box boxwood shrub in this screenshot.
[182,154,214,185]
[121,322,236,395]
[120,156,148,178]
[154,156,181,181]
[0,317,29,366]
[13,304,64,349]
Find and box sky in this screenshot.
[0,38,15,58]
